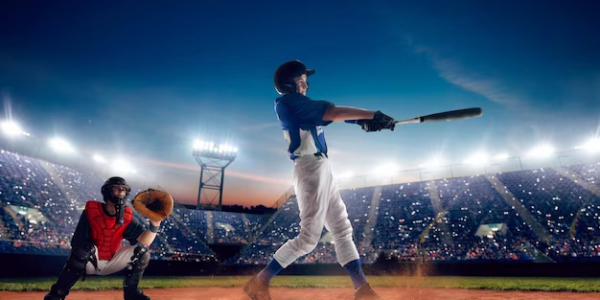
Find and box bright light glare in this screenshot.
[338,171,355,178]
[1,121,24,136]
[582,139,600,153]
[495,153,509,161]
[420,157,444,169]
[371,163,399,177]
[193,139,203,150]
[93,154,106,164]
[464,153,489,165]
[49,138,75,153]
[528,145,555,158]
[112,159,135,173]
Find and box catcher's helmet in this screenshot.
[274,60,315,95]
[101,176,131,201]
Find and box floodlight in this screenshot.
[527,145,554,158]
[371,163,400,176]
[420,157,444,169]
[193,140,203,150]
[464,153,489,165]
[93,154,107,164]
[582,139,600,153]
[112,159,135,173]
[1,121,24,137]
[49,138,75,153]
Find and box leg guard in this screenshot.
[123,243,151,300]
[45,245,95,300]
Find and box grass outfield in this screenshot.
[1,276,600,292]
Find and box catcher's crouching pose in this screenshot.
[45,177,173,300]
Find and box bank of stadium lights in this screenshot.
[1,121,30,137]
[193,139,238,159]
[527,144,555,159]
[48,138,75,154]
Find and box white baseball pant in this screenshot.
[85,245,137,276]
[274,155,360,268]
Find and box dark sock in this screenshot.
[257,258,284,282]
[343,259,368,290]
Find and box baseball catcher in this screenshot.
[44,176,173,300]
[243,61,391,300]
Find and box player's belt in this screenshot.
[314,152,328,158]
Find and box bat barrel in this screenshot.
[395,107,483,124]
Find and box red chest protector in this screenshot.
[85,201,133,260]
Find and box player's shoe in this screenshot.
[124,288,151,300]
[354,283,382,300]
[243,275,272,300]
[43,294,65,300]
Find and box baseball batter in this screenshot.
[244,60,395,300]
[44,177,161,300]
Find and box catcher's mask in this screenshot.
[101,176,131,225]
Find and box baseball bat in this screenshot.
[395,107,482,124]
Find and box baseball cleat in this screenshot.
[243,275,272,300]
[124,288,151,300]
[354,283,382,300]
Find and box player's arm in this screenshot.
[322,104,395,132]
[123,217,160,248]
[70,209,95,250]
[136,220,160,247]
[322,106,375,122]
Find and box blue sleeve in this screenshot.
[275,101,295,129]
[287,95,334,126]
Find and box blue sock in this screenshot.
[257,258,284,282]
[343,259,368,290]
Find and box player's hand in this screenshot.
[150,220,161,227]
[357,111,395,132]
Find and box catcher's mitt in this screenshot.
[132,189,174,222]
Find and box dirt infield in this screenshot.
[2,287,599,300]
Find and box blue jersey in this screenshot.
[274,93,334,160]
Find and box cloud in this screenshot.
[398,37,526,109]
[428,55,523,107]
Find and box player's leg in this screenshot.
[94,245,137,276]
[324,162,381,300]
[44,245,96,300]
[90,243,152,299]
[123,243,151,300]
[244,157,330,299]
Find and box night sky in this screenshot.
[1,1,598,207]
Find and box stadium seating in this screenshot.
[2,148,600,265]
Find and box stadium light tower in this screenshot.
[192,139,237,211]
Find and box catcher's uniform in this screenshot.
[273,93,360,267]
[71,201,146,275]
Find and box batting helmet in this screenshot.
[274,60,315,95]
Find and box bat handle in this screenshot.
[395,117,422,124]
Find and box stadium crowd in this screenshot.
[1,148,600,265]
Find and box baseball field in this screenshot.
[1,276,599,299]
